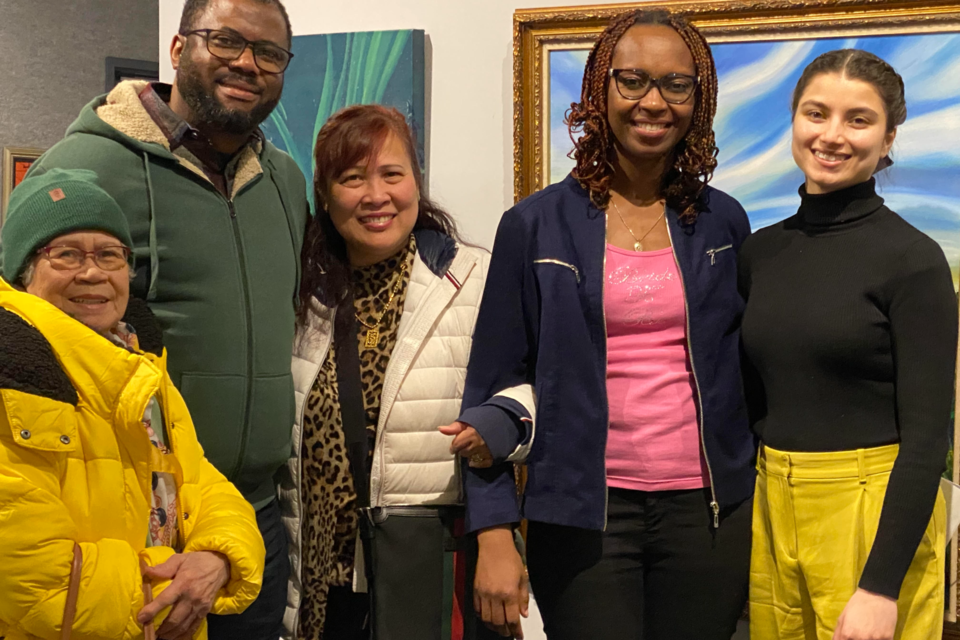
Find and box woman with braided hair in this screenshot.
[449,9,755,639]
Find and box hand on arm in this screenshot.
[439,421,494,468]
[475,525,529,639]
[137,551,231,640]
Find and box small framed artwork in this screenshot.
[1,147,44,228]
[105,57,159,92]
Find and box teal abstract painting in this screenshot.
[261,29,426,205]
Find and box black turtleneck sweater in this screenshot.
[738,178,957,599]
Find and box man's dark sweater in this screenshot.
[738,178,957,599]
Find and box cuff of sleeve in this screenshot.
[463,464,522,532]
[184,534,265,615]
[857,570,902,600]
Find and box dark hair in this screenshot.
[792,49,906,133]
[297,105,461,324]
[566,9,719,224]
[179,0,293,46]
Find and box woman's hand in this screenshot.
[438,421,494,468]
[475,525,529,639]
[137,551,231,640]
[832,588,898,640]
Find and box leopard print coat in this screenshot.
[297,237,416,639]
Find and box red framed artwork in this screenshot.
[2,146,44,228]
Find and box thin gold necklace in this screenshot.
[356,260,407,348]
[611,198,665,252]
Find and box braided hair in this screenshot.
[567,9,718,224]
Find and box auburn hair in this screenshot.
[567,9,719,224]
[297,104,460,323]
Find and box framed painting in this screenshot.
[260,29,426,207]
[1,146,44,229]
[514,0,960,631]
[105,57,160,92]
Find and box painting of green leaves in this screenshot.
[261,29,426,204]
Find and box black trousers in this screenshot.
[207,498,290,640]
[527,487,751,640]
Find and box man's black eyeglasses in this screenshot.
[181,29,293,74]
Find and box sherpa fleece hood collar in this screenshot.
[66,81,181,161]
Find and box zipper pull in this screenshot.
[707,249,717,265]
[711,501,720,528]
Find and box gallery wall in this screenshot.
[0,0,159,188]
[157,0,655,247]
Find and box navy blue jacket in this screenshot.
[459,175,757,532]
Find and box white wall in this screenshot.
[158,0,653,247]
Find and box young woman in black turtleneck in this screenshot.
[740,50,957,640]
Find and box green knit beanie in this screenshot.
[2,168,134,283]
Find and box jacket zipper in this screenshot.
[706,244,733,266]
[533,259,581,283]
[665,222,720,528]
[601,213,610,530]
[227,200,256,483]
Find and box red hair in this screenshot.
[298,105,460,321]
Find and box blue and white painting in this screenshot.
[548,33,960,283]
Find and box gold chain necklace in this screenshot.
[611,198,666,252]
[356,260,407,348]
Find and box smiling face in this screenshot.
[25,231,130,335]
[792,72,896,194]
[325,132,420,267]
[172,0,287,135]
[606,24,697,169]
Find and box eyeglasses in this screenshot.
[38,245,131,271]
[181,29,294,74]
[609,69,699,104]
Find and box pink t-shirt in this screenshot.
[604,244,709,491]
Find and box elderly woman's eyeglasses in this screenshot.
[181,29,294,74]
[609,69,699,104]
[38,245,131,271]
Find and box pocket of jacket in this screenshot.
[533,258,581,283]
[244,373,296,487]
[177,373,247,480]
[705,244,734,266]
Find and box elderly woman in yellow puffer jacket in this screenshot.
[0,168,265,640]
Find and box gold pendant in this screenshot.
[364,327,380,348]
[634,241,643,251]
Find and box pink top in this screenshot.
[604,244,709,491]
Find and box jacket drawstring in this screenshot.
[142,151,159,301]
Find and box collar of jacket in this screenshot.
[412,229,459,277]
[68,80,264,199]
[0,278,164,442]
[301,232,473,350]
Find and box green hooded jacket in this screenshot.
[8,81,309,507]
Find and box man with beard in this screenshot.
[7,1,309,638]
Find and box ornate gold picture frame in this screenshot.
[1,146,44,229]
[514,0,960,200]
[514,0,960,632]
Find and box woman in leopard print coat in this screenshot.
[277,105,535,640]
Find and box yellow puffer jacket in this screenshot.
[0,280,265,640]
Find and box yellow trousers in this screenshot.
[750,443,945,640]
